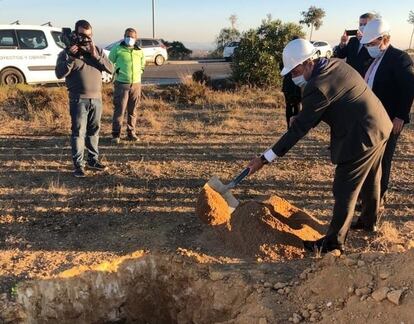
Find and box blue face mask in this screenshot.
[367,45,383,59]
[124,37,135,47]
[292,75,307,88]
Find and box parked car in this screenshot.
[223,41,239,61]
[0,24,66,85]
[104,38,168,66]
[311,41,333,58]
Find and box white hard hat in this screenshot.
[360,18,391,44]
[280,39,317,76]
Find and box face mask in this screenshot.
[292,75,307,88]
[124,37,135,47]
[367,45,382,59]
[359,25,365,33]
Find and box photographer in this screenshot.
[335,13,375,76]
[55,20,114,178]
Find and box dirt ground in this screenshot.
[0,84,413,322]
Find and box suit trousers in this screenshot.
[380,131,400,201]
[112,81,141,137]
[326,140,387,246]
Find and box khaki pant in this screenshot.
[112,81,141,137]
[325,139,387,246]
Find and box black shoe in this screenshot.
[350,220,377,233]
[73,167,86,178]
[87,161,107,171]
[303,237,344,254]
[127,134,139,142]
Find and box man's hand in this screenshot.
[88,41,98,59]
[68,45,79,55]
[340,31,348,47]
[247,156,265,176]
[392,117,404,135]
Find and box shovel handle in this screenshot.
[228,167,250,189]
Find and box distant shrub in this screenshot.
[232,18,305,88]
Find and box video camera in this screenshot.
[61,27,92,55]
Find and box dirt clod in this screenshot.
[196,184,231,225]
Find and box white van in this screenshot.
[0,24,65,85]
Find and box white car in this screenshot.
[0,24,66,85]
[311,41,333,58]
[223,41,239,61]
[104,38,168,66]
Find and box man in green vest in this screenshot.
[109,28,145,143]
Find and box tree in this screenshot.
[232,18,305,88]
[163,40,192,60]
[409,10,414,50]
[299,6,326,41]
[214,15,241,56]
[229,14,237,29]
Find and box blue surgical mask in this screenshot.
[124,37,135,47]
[292,75,307,88]
[367,45,383,59]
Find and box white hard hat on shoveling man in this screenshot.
[280,39,318,76]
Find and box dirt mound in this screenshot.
[196,184,231,225]
[226,197,324,261]
[197,190,325,261]
[289,249,414,323]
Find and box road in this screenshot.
[142,61,231,85]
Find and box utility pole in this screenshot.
[152,0,156,38]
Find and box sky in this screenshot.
[0,0,413,50]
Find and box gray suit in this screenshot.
[270,59,393,247]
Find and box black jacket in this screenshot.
[370,46,414,124]
[282,73,301,106]
[335,37,372,76]
[271,59,392,164]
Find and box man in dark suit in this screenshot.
[335,13,375,76]
[247,39,392,253]
[282,73,302,129]
[352,19,414,230]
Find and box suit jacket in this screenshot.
[271,59,392,164]
[370,45,414,124]
[335,37,373,77]
[282,72,302,106]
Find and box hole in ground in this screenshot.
[14,253,270,323]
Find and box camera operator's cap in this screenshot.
[360,18,391,44]
[281,39,318,76]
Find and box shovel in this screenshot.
[206,167,251,213]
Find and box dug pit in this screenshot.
[9,252,274,324]
[196,185,325,261]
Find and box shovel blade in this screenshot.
[206,176,239,213]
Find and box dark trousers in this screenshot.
[325,140,387,246]
[380,131,400,201]
[112,81,141,137]
[69,98,102,168]
[285,103,301,129]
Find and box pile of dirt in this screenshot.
[196,190,325,261]
[287,249,414,323]
[196,184,231,226]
